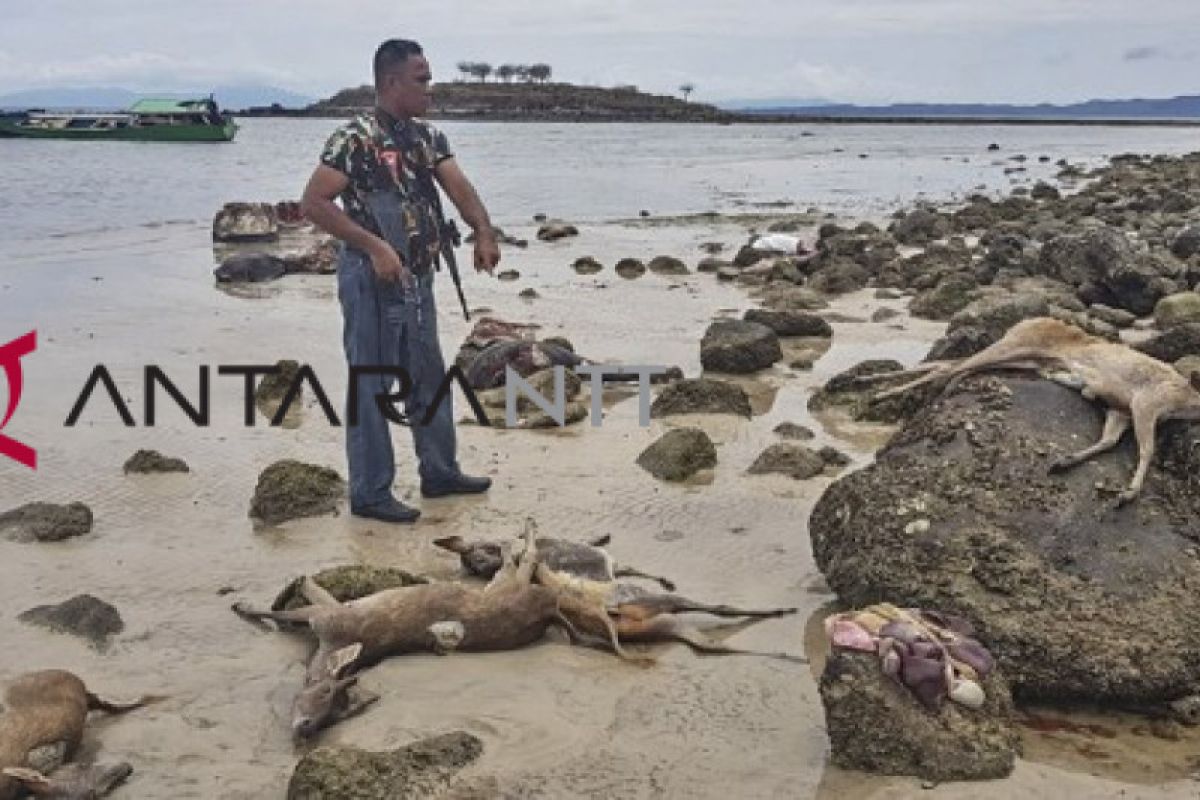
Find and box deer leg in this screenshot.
[613,565,677,592]
[617,616,806,662]
[874,347,1052,401]
[1049,408,1130,473]
[1117,401,1162,506]
[231,601,317,628]
[86,692,161,714]
[300,576,342,607]
[617,593,797,620]
[587,534,612,547]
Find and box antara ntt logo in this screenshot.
[0,330,37,470]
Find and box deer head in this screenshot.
[433,536,504,578]
[290,642,363,740]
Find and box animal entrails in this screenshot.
[867,316,1200,505]
[0,670,156,800]
[434,532,676,590]
[440,521,804,662]
[233,526,576,738]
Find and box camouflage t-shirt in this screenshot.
[319,112,453,270]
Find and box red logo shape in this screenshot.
[0,330,36,470]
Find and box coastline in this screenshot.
[4,130,1200,796]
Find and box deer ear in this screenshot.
[3,767,52,794]
[433,536,466,554]
[327,643,363,679]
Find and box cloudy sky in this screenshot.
[2,0,1199,104]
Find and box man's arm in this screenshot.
[435,158,500,273]
[300,165,410,284]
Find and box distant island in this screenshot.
[737,95,1200,123]
[240,84,1200,125]
[241,81,734,122]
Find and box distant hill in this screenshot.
[306,81,733,122]
[740,95,1200,120]
[0,85,315,111]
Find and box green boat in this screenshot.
[0,97,238,142]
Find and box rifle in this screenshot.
[436,217,471,321]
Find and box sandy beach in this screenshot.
[2,200,1198,798]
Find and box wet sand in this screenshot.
[2,217,1198,798]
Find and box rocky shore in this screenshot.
[7,142,1200,797]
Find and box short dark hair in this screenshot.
[374,39,423,87]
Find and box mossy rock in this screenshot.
[272,565,428,612]
[249,460,344,526]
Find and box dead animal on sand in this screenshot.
[233,527,579,739]
[439,521,804,663]
[0,670,158,800]
[435,532,676,591]
[866,316,1200,505]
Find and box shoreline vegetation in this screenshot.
[237,82,1200,125]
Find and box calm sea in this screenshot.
[1,118,1198,252]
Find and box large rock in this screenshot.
[287,731,483,800]
[1039,227,1133,287]
[572,256,603,274]
[1038,228,1182,314]
[636,428,718,481]
[1136,323,1200,362]
[947,293,1051,341]
[700,320,782,373]
[743,309,832,337]
[273,566,427,612]
[757,286,828,312]
[213,202,279,243]
[1171,226,1200,260]
[0,502,93,543]
[810,374,1200,702]
[214,253,287,283]
[249,460,344,526]
[647,255,690,275]
[536,223,578,242]
[19,594,124,650]
[614,258,646,279]
[650,379,752,418]
[909,274,979,321]
[747,443,825,480]
[1154,292,1200,330]
[890,208,952,246]
[123,449,189,474]
[808,360,934,424]
[808,260,870,295]
[1105,254,1182,316]
[821,650,1018,781]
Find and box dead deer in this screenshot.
[867,316,1200,505]
[434,533,676,590]
[233,527,578,738]
[0,671,156,800]
[439,522,804,663]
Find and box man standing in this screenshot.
[301,38,500,524]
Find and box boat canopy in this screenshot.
[128,98,216,115]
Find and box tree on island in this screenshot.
[528,63,552,84]
[497,64,518,83]
[456,61,493,82]
[679,83,695,102]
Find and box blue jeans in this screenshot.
[337,245,460,507]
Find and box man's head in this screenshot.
[374,38,432,118]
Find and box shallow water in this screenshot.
[1,123,1199,797]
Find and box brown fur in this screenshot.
[441,521,802,662]
[233,528,569,737]
[0,671,151,800]
[871,317,1200,504]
